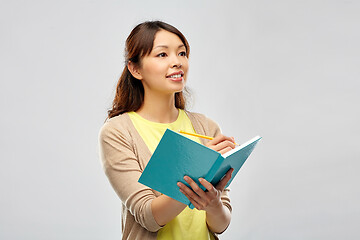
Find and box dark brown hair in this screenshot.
[107,21,190,119]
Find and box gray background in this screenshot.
[1,0,359,239]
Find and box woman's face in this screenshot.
[137,30,189,96]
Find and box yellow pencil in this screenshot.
[179,130,214,140]
[179,130,238,145]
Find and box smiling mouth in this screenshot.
[168,74,182,78]
[166,71,184,79]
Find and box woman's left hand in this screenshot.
[177,168,234,212]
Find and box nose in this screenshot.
[172,62,182,68]
[170,55,182,68]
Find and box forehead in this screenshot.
[153,30,184,48]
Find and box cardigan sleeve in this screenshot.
[98,120,162,232]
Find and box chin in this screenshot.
[170,84,185,92]
[174,86,185,93]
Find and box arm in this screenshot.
[178,168,233,233]
[152,135,236,227]
[151,195,186,226]
[204,176,232,234]
[178,134,236,233]
[206,203,232,234]
[99,122,162,232]
[99,121,190,230]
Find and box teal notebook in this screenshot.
[138,129,262,209]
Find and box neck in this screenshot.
[136,92,179,123]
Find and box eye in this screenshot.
[157,52,167,57]
[178,51,186,57]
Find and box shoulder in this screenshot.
[185,111,216,123]
[99,113,134,144]
[184,111,222,137]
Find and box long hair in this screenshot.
[107,21,190,119]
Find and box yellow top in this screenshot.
[128,109,215,240]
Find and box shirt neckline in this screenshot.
[129,109,184,128]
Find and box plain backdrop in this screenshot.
[1,0,359,239]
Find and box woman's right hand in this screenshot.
[205,134,236,154]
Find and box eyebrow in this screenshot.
[153,44,185,50]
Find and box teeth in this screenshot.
[169,74,181,78]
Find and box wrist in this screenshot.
[205,200,225,216]
[152,195,186,226]
[206,202,231,234]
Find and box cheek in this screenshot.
[182,59,189,70]
[143,64,165,77]
[183,64,189,75]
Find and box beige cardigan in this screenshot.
[99,111,232,240]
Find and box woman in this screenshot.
[99,21,236,240]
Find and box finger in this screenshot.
[209,135,235,146]
[178,182,205,209]
[177,181,198,200]
[179,188,203,210]
[178,177,206,206]
[183,176,208,200]
[215,168,234,191]
[212,141,235,154]
[198,178,217,195]
[219,146,234,155]
[177,181,192,192]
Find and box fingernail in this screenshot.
[177,182,182,187]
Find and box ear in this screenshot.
[127,61,143,80]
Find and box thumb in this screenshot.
[215,168,234,191]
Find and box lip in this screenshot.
[166,70,184,78]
